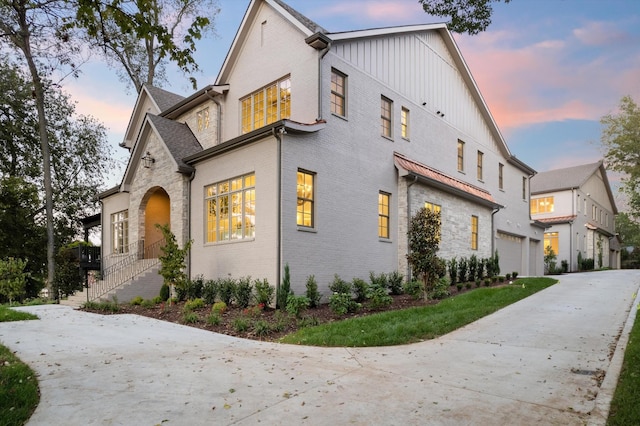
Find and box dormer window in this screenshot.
[241,76,291,134]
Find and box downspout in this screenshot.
[187,169,196,279]
[570,188,576,272]
[406,174,418,282]
[491,206,501,255]
[317,42,332,120]
[273,126,284,304]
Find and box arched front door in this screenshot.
[143,187,170,258]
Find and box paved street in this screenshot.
[1,270,639,425]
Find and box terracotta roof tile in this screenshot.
[536,215,578,224]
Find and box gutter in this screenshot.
[406,175,418,282]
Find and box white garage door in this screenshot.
[496,232,523,276]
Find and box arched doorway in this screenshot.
[143,187,170,258]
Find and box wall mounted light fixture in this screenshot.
[141,151,155,168]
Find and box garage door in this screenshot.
[496,232,523,276]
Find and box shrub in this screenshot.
[297,316,320,328]
[235,276,253,308]
[368,285,392,310]
[305,275,322,308]
[254,278,274,307]
[329,293,360,315]
[465,282,472,290]
[140,299,156,308]
[456,283,463,291]
[253,320,272,337]
[130,296,144,305]
[387,271,404,295]
[218,278,236,305]
[202,279,219,305]
[448,257,458,286]
[271,310,289,332]
[159,283,170,302]
[184,275,204,300]
[243,304,264,318]
[468,254,478,282]
[577,251,583,271]
[277,263,292,310]
[151,296,163,304]
[184,298,205,312]
[430,277,450,300]
[352,278,368,303]
[233,317,249,333]
[207,313,221,326]
[182,311,199,324]
[505,273,512,281]
[499,276,505,283]
[561,260,569,273]
[329,274,351,295]
[212,301,227,315]
[484,279,491,287]
[369,271,388,291]
[404,280,424,300]
[512,272,518,279]
[286,294,310,318]
[458,257,468,283]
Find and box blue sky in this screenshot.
[65,0,640,208]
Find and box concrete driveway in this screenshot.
[2,270,639,425]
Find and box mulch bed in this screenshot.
[82,281,505,342]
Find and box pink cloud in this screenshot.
[315,1,419,24]
[573,21,630,46]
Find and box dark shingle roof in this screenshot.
[271,0,327,33]
[144,85,186,113]
[147,115,202,172]
[530,161,602,194]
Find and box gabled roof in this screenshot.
[144,85,186,113]
[394,152,501,208]
[271,0,326,33]
[531,161,603,194]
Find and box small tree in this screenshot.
[406,207,441,300]
[156,224,192,300]
[277,263,292,310]
[0,257,29,304]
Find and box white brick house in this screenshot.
[530,161,620,272]
[98,0,545,300]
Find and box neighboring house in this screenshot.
[96,0,545,302]
[530,161,620,272]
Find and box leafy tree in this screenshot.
[73,0,220,92]
[616,212,640,249]
[601,96,640,217]
[407,207,441,300]
[52,242,86,298]
[0,258,29,304]
[156,224,191,296]
[419,0,511,35]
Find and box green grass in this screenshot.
[0,306,40,426]
[607,303,640,425]
[0,305,38,322]
[280,277,557,347]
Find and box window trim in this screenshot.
[477,151,484,181]
[297,169,315,228]
[241,76,291,134]
[330,68,347,117]
[378,192,390,239]
[111,210,129,255]
[381,95,393,139]
[401,107,410,140]
[498,163,504,190]
[530,196,554,214]
[457,140,465,172]
[425,202,442,242]
[205,173,256,244]
[471,215,478,250]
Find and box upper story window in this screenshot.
[457,140,465,172]
[205,173,256,243]
[381,96,392,138]
[477,151,484,181]
[530,196,554,214]
[330,69,346,117]
[241,77,290,134]
[111,210,129,254]
[297,170,314,228]
[592,205,597,220]
[197,107,210,131]
[401,107,410,139]
[378,192,390,239]
[471,215,478,250]
[498,163,504,190]
[522,176,527,200]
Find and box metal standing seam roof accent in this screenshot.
[394,152,497,205]
[536,215,578,224]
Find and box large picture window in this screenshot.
[205,173,256,243]
[530,196,554,214]
[544,232,559,255]
[297,170,314,227]
[241,77,290,134]
[111,210,129,254]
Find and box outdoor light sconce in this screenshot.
[141,151,155,168]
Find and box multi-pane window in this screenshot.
[378,192,390,239]
[381,96,392,138]
[477,151,484,181]
[197,107,210,131]
[241,77,291,134]
[111,210,129,254]
[205,173,256,243]
[498,163,504,190]
[544,232,559,255]
[457,140,465,172]
[330,69,346,117]
[425,202,442,241]
[530,197,554,214]
[592,205,597,220]
[401,107,410,139]
[297,170,314,227]
[471,215,478,250]
[522,176,527,200]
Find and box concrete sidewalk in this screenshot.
[1,270,639,425]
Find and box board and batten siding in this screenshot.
[331,31,500,155]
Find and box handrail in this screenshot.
[87,238,165,302]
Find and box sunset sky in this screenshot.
[65,0,640,207]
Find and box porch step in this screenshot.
[101,265,163,303]
[60,290,89,308]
